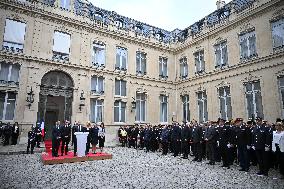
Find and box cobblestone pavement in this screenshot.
[0,147,283,189]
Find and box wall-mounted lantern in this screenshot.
[26,87,35,109]
[131,97,136,112]
[79,90,85,111]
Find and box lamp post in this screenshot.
[26,87,35,109]
[79,90,85,111]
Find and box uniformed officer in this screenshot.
[235,118,250,172]
[251,117,271,176]
[34,122,42,148]
[26,126,36,154]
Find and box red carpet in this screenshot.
[42,140,112,165]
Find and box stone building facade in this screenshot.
[0,0,283,145]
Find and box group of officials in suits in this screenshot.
[118,117,284,178]
[51,120,106,157]
[0,122,20,146]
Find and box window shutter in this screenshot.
[121,81,126,96]
[272,19,284,48]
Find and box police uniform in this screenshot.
[26,128,36,154]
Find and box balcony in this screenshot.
[52,52,69,63]
[2,45,23,54]
[0,80,19,88]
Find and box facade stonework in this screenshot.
[0,0,284,145]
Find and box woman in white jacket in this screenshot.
[272,122,284,179]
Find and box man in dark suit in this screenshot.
[204,121,217,165]
[251,117,271,176]
[60,120,71,156]
[181,123,191,159]
[171,123,181,157]
[52,121,61,157]
[34,122,42,148]
[71,121,85,156]
[26,126,36,154]
[191,120,203,162]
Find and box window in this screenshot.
[179,57,188,78]
[0,62,20,86]
[60,0,70,10]
[239,31,257,60]
[115,79,126,96]
[114,101,126,122]
[136,51,146,75]
[271,18,284,49]
[245,81,263,119]
[136,93,146,122]
[91,76,104,95]
[214,41,228,68]
[52,31,71,61]
[159,57,168,78]
[115,19,124,29]
[194,50,205,74]
[92,42,105,67]
[182,95,190,122]
[0,92,17,121]
[115,47,127,71]
[197,91,208,123]
[160,95,168,123]
[278,76,284,118]
[3,19,26,53]
[90,99,103,123]
[218,86,232,120]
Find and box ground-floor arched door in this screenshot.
[37,71,74,139]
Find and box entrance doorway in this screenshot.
[37,71,74,140]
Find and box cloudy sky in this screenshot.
[89,0,231,31]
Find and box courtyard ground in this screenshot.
[0,147,283,189]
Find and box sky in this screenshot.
[89,0,231,31]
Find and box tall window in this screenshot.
[115,47,127,71]
[136,51,146,75]
[271,18,284,49]
[0,62,20,86]
[197,91,208,123]
[136,93,146,122]
[218,86,232,120]
[92,42,105,67]
[3,19,26,53]
[180,57,188,79]
[239,31,257,60]
[0,92,17,121]
[182,95,190,122]
[245,81,263,119]
[115,79,126,96]
[52,31,71,61]
[160,95,168,123]
[90,99,103,123]
[159,57,168,79]
[91,76,104,95]
[60,0,70,10]
[214,41,228,68]
[114,101,126,122]
[278,76,284,118]
[194,50,205,74]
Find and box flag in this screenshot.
[41,121,45,139]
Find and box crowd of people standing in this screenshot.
[118,117,284,179]
[50,120,106,157]
[0,122,20,146]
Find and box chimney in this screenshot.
[216,0,226,9]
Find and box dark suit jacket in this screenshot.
[204,126,217,142]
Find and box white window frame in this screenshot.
[180,57,188,78]
[115,79,126,96]
[218,86,232,121]
[91,42,105,67]
[182,95,190,122]
[136,51,147,75]
[244,81,263,119]
[0,92,17,121]
[194,50,205,74]
[239,30,257,60]
[91,76,104,95]
[135,92,146,123]
[197,91,208,123]
[0,63,20,84]
[214,41,228,68]
[159,57,168,78]
[115,47,127,70]
[271,18,284,49]
[90,99,104,123]
[114,101,126,123]
[160,95,168,123]
[278,76,284,118]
